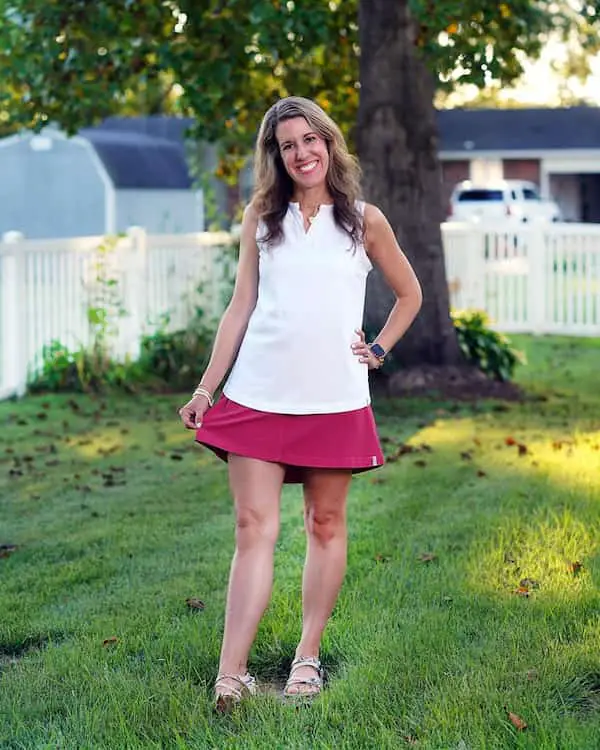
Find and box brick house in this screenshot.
[438,106,600,222]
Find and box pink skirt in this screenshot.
[195,396,384,484]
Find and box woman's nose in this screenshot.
[295,143,308,161]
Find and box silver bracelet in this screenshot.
[192,385,214,407]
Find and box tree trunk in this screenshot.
[357,0,463,367]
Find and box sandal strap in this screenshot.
[215,672,256,699]
[290,655,321,673]
[285,656,323,692]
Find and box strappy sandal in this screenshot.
[283,655,323,702]
[214,672,257,713]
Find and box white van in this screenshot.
[447,180,561,223]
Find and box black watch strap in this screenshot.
[369,342,386,361]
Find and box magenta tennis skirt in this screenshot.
[195,395,384,484]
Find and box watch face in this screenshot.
[370,343,385,358]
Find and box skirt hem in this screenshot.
[195,437,383,483]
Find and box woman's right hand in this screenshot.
[178,394,211,430]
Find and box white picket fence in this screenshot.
[0,228,233,400]
[1,222,599,400]
[444,222,600,335]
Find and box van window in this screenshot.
[523,188,540,201]
[457,189,504,202]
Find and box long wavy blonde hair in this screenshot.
[252,96,363,248]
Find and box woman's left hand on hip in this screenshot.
[351,329,383,370]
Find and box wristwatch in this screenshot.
[369,342,386,364]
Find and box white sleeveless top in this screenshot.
[223,201,373,414]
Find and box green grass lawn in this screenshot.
[1,335,600,749]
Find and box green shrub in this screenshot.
[28,341,82,393]
[28,341,138,394]
[137,326,213,391]
[29,323,214,395]
[452,309,525,381]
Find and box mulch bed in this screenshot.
[372,365,525,402]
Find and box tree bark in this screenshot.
[357,0,463,367]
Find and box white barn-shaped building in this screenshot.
[0,125,204,239]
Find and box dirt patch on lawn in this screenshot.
[0,632,65,670]
[374,365,525,402]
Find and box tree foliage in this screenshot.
[1,0,598,155]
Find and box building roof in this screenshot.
[92,115,195,144]
[437,106,600,153]
[83,107,600,185]
[81,125,193,189]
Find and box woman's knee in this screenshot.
[235,505,279,549]
[305,507,346,545]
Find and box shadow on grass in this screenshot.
[0,630,68,667]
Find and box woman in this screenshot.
[179,96,422,712]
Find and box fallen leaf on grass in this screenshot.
[476,470,487,478]
[515,586,531,597]
[403,736,418,746]
[170,454,184,461]
[505,437,516,446]
[413,460,427,468]
[460,451,473,461]
[0,544,18,558]
[417,552,437,563]
[506,709,528,731]
[526,669,539,681]
[374,554,391,563]
[519,577,540,590]
[185,598,205,611]
[102,636,119,647]
[102,473,127,488]
[568,560,583,576]
[517,443,529,456]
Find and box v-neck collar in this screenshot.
[289,202,333,236]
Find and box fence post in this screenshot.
[123,226,147,361]
[1,232,27,397]
[527,224,546,334]
[463,226,486,310]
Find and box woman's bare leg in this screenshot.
[286,468,352,694]
[217,455,285,685]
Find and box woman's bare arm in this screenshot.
[196,203,260,394]
[363,203,423,354]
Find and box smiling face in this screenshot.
[275,116,330,191]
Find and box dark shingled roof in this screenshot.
[93,115,195,144]
[82,108,600,187]
[437,106,600,153]
[80,125,194,189]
